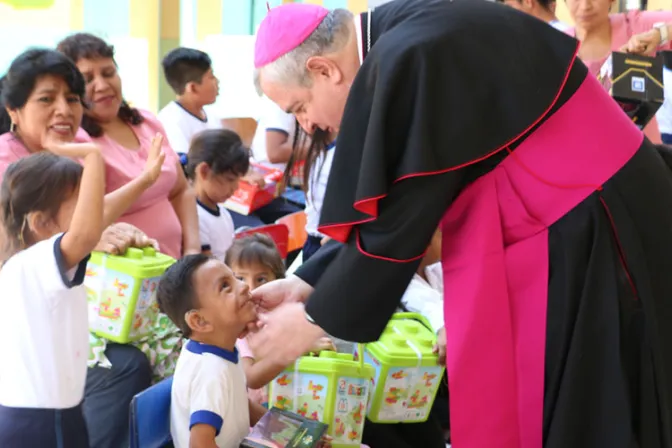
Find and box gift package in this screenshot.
[223,163,283,215]
[240,408,329,448]
[597,51,664,130]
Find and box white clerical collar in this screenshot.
[355,14,364,65]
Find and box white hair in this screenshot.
[254,8,354,95]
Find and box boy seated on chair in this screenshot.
[157,254,266,448]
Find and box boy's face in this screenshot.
[188,259,256,338]
[193,68,219,105]
[201,168,242,204]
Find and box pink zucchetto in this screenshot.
[254,3,329,68]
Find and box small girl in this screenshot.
[0,142,163,447]
[226,234,333,405]
[186,129,250,261]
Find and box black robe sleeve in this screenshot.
[305,171,461,342]
[294,239,342,287]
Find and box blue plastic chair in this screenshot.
[129,376,173,448]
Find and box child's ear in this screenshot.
[26,211,54,239]
[186,81,198,95]
[185,309,213,334]
[196,162,211,179]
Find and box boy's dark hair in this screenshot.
[185,129,250,180]
[225,233,286,280]
[162,47,212,95]
[156,253,212,338]
[0,152,83,262]
[0,49,85,134]
[56,33,144,138]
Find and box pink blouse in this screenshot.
[0,133,31,177]
[76,111,183,259]
[568,10,672,144]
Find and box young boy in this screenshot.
[185,129,250,261]
[157,254,266,448]
[158,47,221,156]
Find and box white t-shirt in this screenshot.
[171,340,250,448]
[250,97,296,171]
[305,142,336,237]
[197,200,235,262]
[0,233,89,409]
[656,67,672,135]
[399,262,444,334]
[158,101,222,155]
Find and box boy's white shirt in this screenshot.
[171,340,250,448]
[399,262,444,334]
[158,101,222,155]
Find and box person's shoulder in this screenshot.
[158,101,178,117]
[2,233,61,275]
[0,132,26,159]
[158,101,185,123]
[135,108,161,125]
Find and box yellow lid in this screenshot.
[366,313,438,366]
[89,248,176,278]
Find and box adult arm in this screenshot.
[169,161,201,256]
[294,239,342,287]
[101,134,165,227]
[621,10,672,53]
[304,172,461,342]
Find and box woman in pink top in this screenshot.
[566,1,672,143]
[57,33,200,260]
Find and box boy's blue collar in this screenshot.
[186,340,239,364]
[326,140,336,151]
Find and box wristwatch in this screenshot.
[654,22,669,47]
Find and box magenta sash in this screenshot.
[441,74,643,447]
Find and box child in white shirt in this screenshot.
[0,141,164,447]
[157,254,267,448]
[185,129,249,261]
[158,47,220,156]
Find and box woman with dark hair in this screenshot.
[56,33,200,448]
[0,48,160,448]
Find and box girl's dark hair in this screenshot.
[284,123,333,192]
[0,49,85,135]
[56,33,144,137]
[0,152,83,262]
[225,234,286,280]
[185,129,250,180]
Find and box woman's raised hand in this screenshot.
[141,133,166,186]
